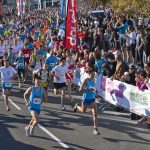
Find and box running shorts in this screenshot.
[82,98,95,105]
[53,82,67,89]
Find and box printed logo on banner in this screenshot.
[114,83,125,98]
[65,0,77,50]
[101,78,125,99]
[106,79,114,93]
[101,77,106,90]
[129,90,148,105]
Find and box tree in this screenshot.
[85,0,110,5]
[110,0,150,16]
[85,0,150,16]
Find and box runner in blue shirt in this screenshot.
[15,51,25,87]
[73,68,100,135]
[46,50,57,86]
[46,50,58,71]
[24,74,47,136]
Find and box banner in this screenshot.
[16,0,21,16]
[73,70,150,118]
[65,0,77,51]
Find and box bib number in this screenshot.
[49,63,55,67]
[18,63,24,66]
[33,98,41,104]
[4,82,12,88]
[60,72,65,76]
[25,54,29,58]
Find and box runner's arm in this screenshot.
[79,79,94,93]
[24,87,32,105]
[33,69,41,74]
[66,73,72,80]
[51,70,59,80]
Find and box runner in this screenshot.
[34,62,50,103]
[65,52,75,98]
[30,54,43,74]
[15,51,25,87]
[0,59,17,111]
[51,57,71,110]
[22,43,31,81]
[24,74,47,136]
[73,68,100,135]
[45,50,58,87]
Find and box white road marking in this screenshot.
[2,94,22,110]
[8,98,22,110]
[37,124,69,149]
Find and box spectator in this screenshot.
[143,27,150,63]
[128,64,136,86]
[110,54,128,80]
[94,52,105,75]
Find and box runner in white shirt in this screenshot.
[51,57,70,110]
[0,59,17,111]
[0,40,5,59]
[12,39,20,60]
[17,38,24,50]
[30,54,43,76]
[65,53,75,98]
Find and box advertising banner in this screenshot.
[65,0,77,51]
[73,69,150,118]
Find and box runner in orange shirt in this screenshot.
[33,37,43,48]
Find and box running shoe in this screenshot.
[61,105,66,111]
[30,127,34,136]
[6,107,10,111]
[73,103,78,112]
[92,128,100,135]
[25,127,30,136]
[18,83,21,88]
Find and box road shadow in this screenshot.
[0,114,46,150]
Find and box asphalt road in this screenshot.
[0,81,150,150]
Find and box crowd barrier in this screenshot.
[73,67,150,118]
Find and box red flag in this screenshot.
[65,0,77,51]
[16,0,21,16]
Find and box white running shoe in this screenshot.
[19,83,21,88]
[25,127,30,136]
[92,128,100,135]
[61,105,66,111]
[30,127,34,136]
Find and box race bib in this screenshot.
[25,54,29,58]
[49,63,55,67]
[42,79,47,82]
[42,77,47,82]
[4,82,12,88]
[33,98,41,104]
[18,63,24,66]
[41,74,47,82]
[60,72,65,76]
